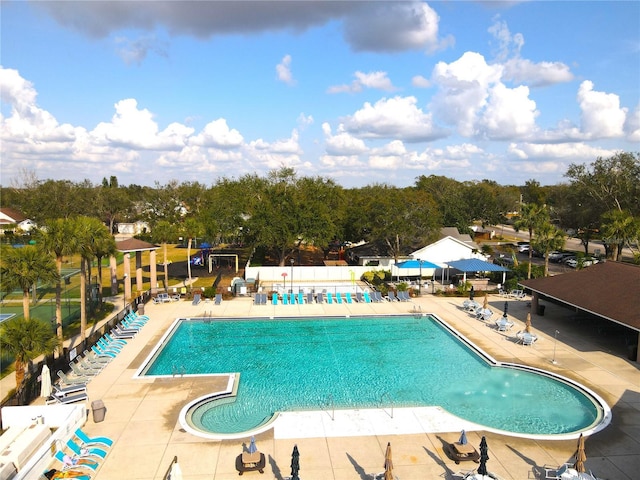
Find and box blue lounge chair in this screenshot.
[91,345,117,359]
[326,292,334,304]
[283,293,289,305]
[74,428,113,448]
[54,450,99,472]
[66,439,107,459]
[386,291,397,302]
[335,293,343,304]
[297,292,304,304]
[345,293,353,303]
[272,293,278,305]
[363,291,372,303]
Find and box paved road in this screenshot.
[492,224,636,261]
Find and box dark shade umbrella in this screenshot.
[573,433,586,473]
[291,444,300,480]
[469,285,475,300]
[384,442,393,480]
[458,430,468,445]
[477,436,489,476]
[503,301,509,317]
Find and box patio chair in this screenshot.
[335,293,343,304]
[46,391,88,405]
[363,291,372,303]
[253,295,261,305]
[326,292,334,304]
[386,291,398,302]
[345,292,353,303]
[192,293,202,305]
[214,293,222,305]
[53,383,87,397]
[372,291,383,302]
[69,361,99,378]
[272,293,278,305]
[66,439,108,460]
[306,293,314,304]
[519,332,538,346]
[316,292,325,304]
[82,350,111,365]
[355,292,364,302]
[91,345,117,359]
[54,450,99,473]
[298,292,304,304]
[74,428,113,448]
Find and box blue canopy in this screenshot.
[395,259,439,269]
[446,258,510,272]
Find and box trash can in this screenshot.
[91,400,106,423]
[137,304,144,316]
[537,304,546,316]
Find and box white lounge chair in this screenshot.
[544,463,571,479]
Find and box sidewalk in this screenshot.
[53,292,639,480]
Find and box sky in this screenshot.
[1,1,639,189]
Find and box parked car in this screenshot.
[566,257,599,268]
[517,243,530,253]
[548,251,574,263]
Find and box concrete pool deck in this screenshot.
[41,293,640,479]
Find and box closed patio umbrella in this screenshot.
[169,458,183,480]
[525,313,532,333]
[482,296,488,310]
[458,430,468,445]
[469,285,475,300]
[502,301,508,317]
[383,442,393,480]
[477,436,489,476]
[40,364,52,398]
[248,436,258,454]
[573,434,587,473]
[291,444,300,480]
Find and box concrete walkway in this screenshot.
[32,293,640,479]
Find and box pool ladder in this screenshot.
[322,394,335,421]
[379,392,394,418]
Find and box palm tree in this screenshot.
[92,228,117,304]
[37,219,77,351]
[0,245,59,321]
[73,216,110,341]
[532,222,566,276]
[600,210,640,261]
[0,317,59,397]
[152,220,176,292]
[513,203,549,279]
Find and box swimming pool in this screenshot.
[137,315,609,438]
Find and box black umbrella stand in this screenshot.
[291,445,300,480]
[477,436,489,476]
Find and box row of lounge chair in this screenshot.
[46,429,114,479]
[51,312,150,404]
[259,290,412,305]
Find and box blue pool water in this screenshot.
[143,315,602,435]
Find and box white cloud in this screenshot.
[412,75,431,88]
[343,96,446,142]
[625,103,640,142]
[276,54,295,85]
[431,52,503,136]
[577,81,627,139]
[190,119,243,149]
[480,83,538,139]
[328,71,396,94]
[297,113,314,130]
[249,130,302,155]
[322,123,368,155]
[488,16,573,87]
